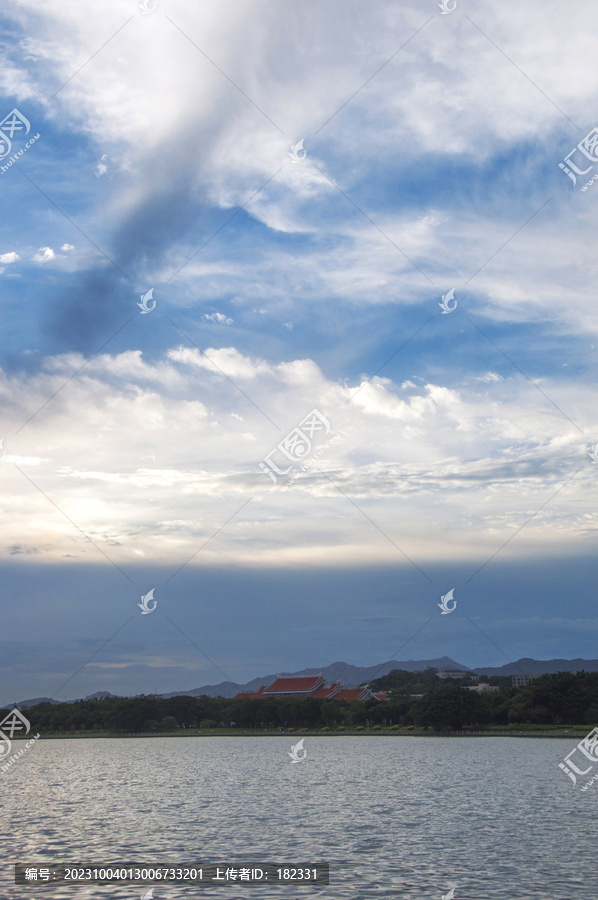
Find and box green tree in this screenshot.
[159,716,179,730]
[412,684,485,731]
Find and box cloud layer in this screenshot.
[1,0,597,696]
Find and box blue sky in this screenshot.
[1,0,597,701]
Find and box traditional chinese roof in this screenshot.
[233,677,384,701]
[233,684,267,699]
[310,682,342,699]
[264,675,324,695]
[334,687,371,702]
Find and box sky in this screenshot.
[0,0,597,702]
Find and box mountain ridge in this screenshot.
[11,657,598,707]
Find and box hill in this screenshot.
[12,658,598,706]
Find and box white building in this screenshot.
[436,670,479,681]
[511,673,539,688]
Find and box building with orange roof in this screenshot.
[333,687,372,702]
[264,675,325,695]
[233,684,268,699]
[233,676,381,702]
[310,682,342,699]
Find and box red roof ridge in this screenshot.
[264,674,325,695]
[233,677,385,702]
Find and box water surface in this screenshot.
[4,736,595,898]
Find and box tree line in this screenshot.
[5,669,598,733]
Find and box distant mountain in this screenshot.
[12,657,598,706]
[11,697,61,710]
[154,657,598,698]
[286,657,469,686]
[472,658,598,677]
[12,690,120,710]
[161,657,470,699]
[160,679,274,700]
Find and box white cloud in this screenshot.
[202,312,233,325]
[477,372,503,383]
[60,243,74,252]
[1,0,597,575]
[0,343,595,568]
[32,246,55,263]
[0,252,19,264]
[95,153,108,177]
[168,346,274,380]
[3,0,598,337]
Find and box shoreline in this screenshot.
[15,727,589,740]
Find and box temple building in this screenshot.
[234,674,386,702]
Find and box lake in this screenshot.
[4,735,595,898]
